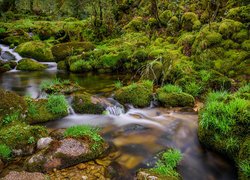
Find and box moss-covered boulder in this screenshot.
[15,41,54,62]
[71,93,105,114]
[156,85,195,107]
[157,92,195,108]
[114,81,153,108]
[16,59,47,71]
[51,42,95,62]
[40,79,83,94]
[25,97,68,124]
[57,61,68,70]
[0,122,48,156]
[0,88,27,122]
[0,61,12,73]
[25,126,108,172]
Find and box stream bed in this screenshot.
[0,44,237,180]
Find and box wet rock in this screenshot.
[25,138,108,172]
[2,171,46,180]
[49,129,65,140]
[1,51,16,61]
[37,137,53,150]
[72,93,105,114]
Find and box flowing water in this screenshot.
[0,44,237,180]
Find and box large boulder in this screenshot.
[25,138,108,172]
[0,60,17,73]
[51,42,95,62]
[114,81,153,108]
[72,93,106,114]
[17,58,47,71]
[15,41,54,62]
[2,171,46,180]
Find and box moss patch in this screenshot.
[17,58,47,71]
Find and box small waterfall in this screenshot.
[106,105,125,116]
[0,44,22,62]
[68,106,76,115]
[41,62,57,71]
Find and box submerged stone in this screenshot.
[2,171,46,180]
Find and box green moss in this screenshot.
[232,29,249,43]
[46,95,69,117]
[25,97,67,124]
[40,79,82,94]
[72,93,105,114]
[239,137,250,180]
[64,125,103,150]
[156,90,195,108]
[226,6,250,23]
[159,10,173,26]
[57,61,68,70]
[51,42,95,62]
[0,144,11,160]
[218,19,243,38]
[114,80,153,107]
[132,49,148,62]
[221,39,240,49]
[0,122,48,150]
[70,60,92,73]
[181,12,201,31]
[15,41,54,62]
[3,36,30,46]
[124,17,145,32]
[16,58,47,71]
[0,89,27,122]
[241,40,250,51]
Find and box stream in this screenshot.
[0,44,237,179]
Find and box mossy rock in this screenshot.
[0,89,27,122]
[72,93,105,114]
[15,41,54,62]
[156,89,195,108]
[114,81,153,107]
[16,58,47,71]
[69,60,92,73]
[51,42,95,62]
[0,122,48,153]
[2,36,30,46]
[25,98,68,124]
[57,61,68,70]
[0,62,12,73]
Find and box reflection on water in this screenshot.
[46,108,237,180]
[0,71,133,98]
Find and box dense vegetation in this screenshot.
[0,0,249,179]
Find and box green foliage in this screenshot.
[46,95,69,116]
[2,112,19,125]
[28,136,35,144]
[183,82,203,97]
[0,144,11,160]
[70,60,92,73]
[64,125,103,150]
[239,161,250,178]
[151,149,182,177]
[181,12,201,31]
[162,84,182,93]
[114,81,123,89]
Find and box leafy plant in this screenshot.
[64,125,103,150]
[28,136,35,144]
[183,82,203,97]
[46,95,69,116]
[114,81,123,89]
[240,160,250,178]
[2,112,20,125]
[151,149,182,177]
[0,144,12,160]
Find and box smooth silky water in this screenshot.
[0,44,237,180]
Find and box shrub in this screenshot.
[151,149,182,177]
[46,95,68,116]
[64,125,103,150]
[0,144,11,160]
